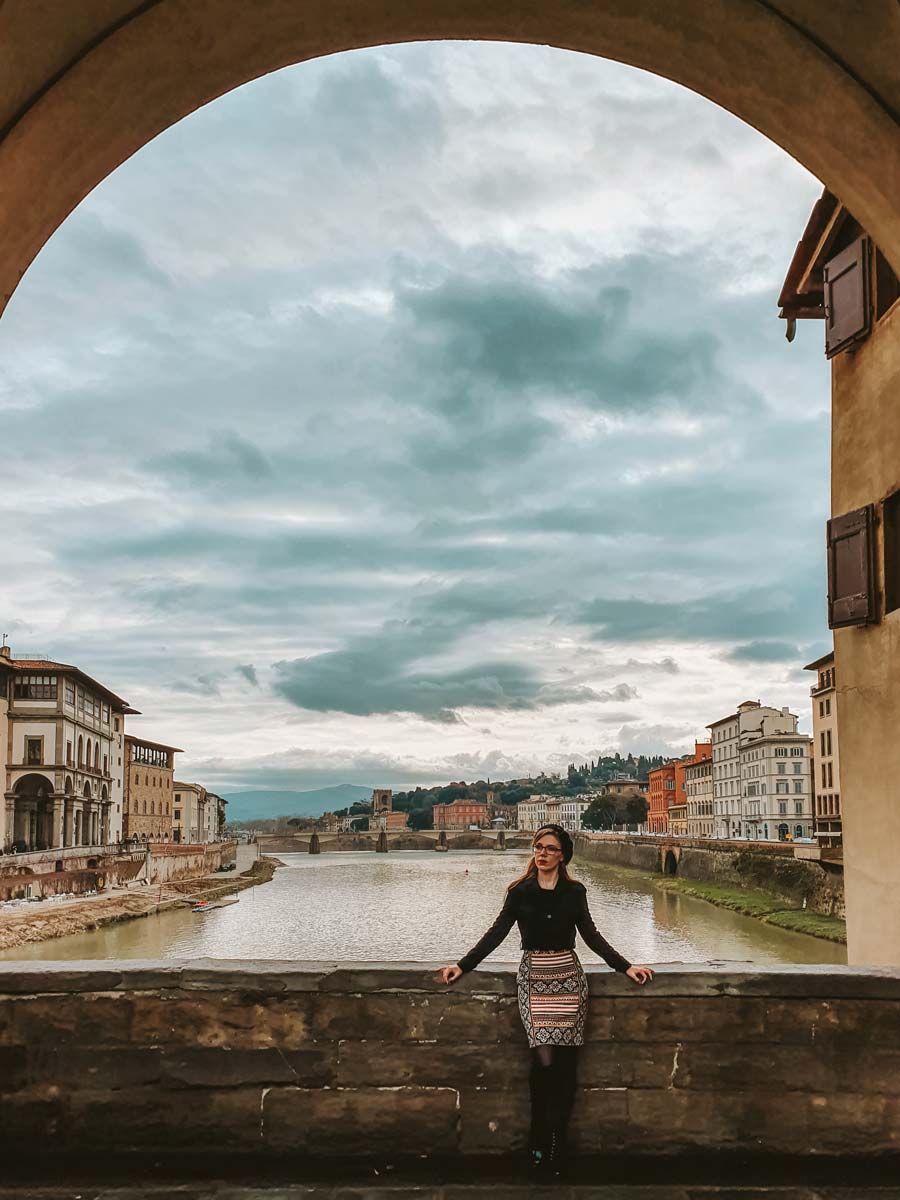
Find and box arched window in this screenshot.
[143,799,147,815]
[77,736,83,767]
[94,743,100,771]
[151,801,155,815]
[794,824,803,840]
[86,739,92,770]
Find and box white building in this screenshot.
[516,794,555,832]
[685,756,714,838]
[557,795,592,833]
[741,727,814,841]
[708,701,797,840]
[0,643,136,851]
[708,700,813,841]
[173,781,210,844]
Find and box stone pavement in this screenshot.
[0,1159,898,1200]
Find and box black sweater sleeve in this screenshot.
[457,888,518,973]
[574,885,631,973]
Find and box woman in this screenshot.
[439,824,653,1173]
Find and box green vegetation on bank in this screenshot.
[654,876,847,944]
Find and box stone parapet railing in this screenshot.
[0,961,898,1162]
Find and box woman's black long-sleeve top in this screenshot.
[456,874,631,974]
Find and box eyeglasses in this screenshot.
[533,842,563,854]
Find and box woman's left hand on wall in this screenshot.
[626,964,654,984]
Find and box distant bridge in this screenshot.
[255,828,533,854]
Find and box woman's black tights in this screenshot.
[529,1045,579,1157]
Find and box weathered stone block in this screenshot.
[568,1087,630,1153]
[311,992,507,1043]
[578,1040,677,1089]
[263,1086,458,1155]
[458,1086,527,1153]
[129,994,312,1049]
[807,1093,898,1153]
[64,1086,264,1151]
[24,1046,163,1090]
[160,1047,332,1088]
[0,1095,65,1150]
[600,997,766,1042]
[336,1040,529,1089]
[675,1042,834,1092]
[0,1045,27,1090]
[11,993,133,1046]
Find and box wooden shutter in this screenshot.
[827,504,876,628]
[823,236,871,358]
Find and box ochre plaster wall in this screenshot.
[831,300,900,966]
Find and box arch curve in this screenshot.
[2,1,900,317]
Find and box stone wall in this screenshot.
[575,834,845,918]
[145,840,236,884]
[0,961,897,1163]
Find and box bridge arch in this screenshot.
[2,3,900,316]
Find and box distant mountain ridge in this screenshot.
[222,784,373,821]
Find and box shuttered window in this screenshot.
[884,489,900,615]
[827,504,876,628]
[823,236,871,358]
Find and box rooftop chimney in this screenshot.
[0,643,11,660]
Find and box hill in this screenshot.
[221,784,373,821]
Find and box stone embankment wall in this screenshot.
[145,841,236,884]
[575,834,845,918]
[0,841,237,901]
[0,961,896,1162]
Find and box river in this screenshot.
[0,850,846,964]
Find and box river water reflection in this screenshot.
[0,851,845,965]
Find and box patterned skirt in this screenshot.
[516,949,588,1048]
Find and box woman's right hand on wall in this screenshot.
[439,965,463,984]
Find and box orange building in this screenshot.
[647,763,676,833]
[433,799,490,830]
[673,742,712,809]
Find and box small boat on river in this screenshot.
[191,896,239,912]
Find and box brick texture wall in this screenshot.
[0,961,897,1162]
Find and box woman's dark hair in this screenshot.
[508,824,577,890]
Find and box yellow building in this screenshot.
[123,736,182,843]
[804,652,842,849]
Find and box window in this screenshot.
[827,504,876,629]
[25,737,42,765]
[102,704,109,723]
[793,763,802,775]
[103,755,108,775]
[795,802,803,814]
[794,825,803,839]
[65,682,75,705]
[775,748,787,758]
[825,698,831,716]
[13,674,57,700]
[790,747,804,757]
[827,762,834,788]
[822,763,827,789]
[66,740,73,766]
[823,235,871,358]
[114,717,120,732]
[776,782,789,794]
[821,732,827,757]
[826,730,833,756]
[174,810,181,821]
[777,763,786,775]
[778,801,787,814]
[794,781,803,794]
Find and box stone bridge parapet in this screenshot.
[0,961,897,1164]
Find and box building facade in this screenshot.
[433,799,490,830]
[123,735,181,842]
[647,764,676,834]
[685,754,714,838]
[709,702,796,839]
[805,651,842,847]
[0,644,136,851]
[173,781,209,844]
[557,796,591,833]
[740,729,814,842]
[515,795,555,833]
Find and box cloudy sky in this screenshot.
[0,42,830,793]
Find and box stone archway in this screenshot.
[1,1,900,318]
[10,773,54,852]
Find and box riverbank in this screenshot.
[0,855,282,952]
[654,876,847,943]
